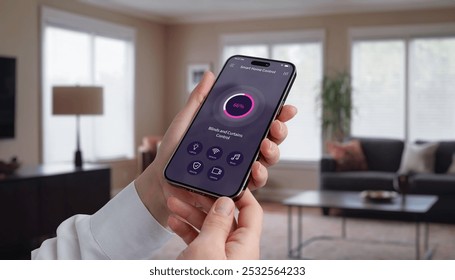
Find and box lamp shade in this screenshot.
[52,86,103,115]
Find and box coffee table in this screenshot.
[283,190,438,259]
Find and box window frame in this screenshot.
[220,30,325,68]
[348,23,455,142]
[219,30,326,166]
[40,6,136,163]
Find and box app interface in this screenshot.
[165,56,295,197]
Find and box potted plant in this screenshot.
[317,71,353,142]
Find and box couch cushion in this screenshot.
[327,140,368,172]
[447,154,455,174]
[411,173,455,195]
[415,140,455,173]
[320,171,396,192]
[353,138,404,172]
[435,141,455,173]
[320,156,336,172]
[398,142,439,174]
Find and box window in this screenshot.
[41,7,135,163]
[408,37,455,141]
[351,40,406,139]
[222,31,324,161]
[350,25,455,142]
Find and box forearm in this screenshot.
[32,182,173,260]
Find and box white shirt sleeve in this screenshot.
[31,181,173,260]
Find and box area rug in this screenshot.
[151,202,455,260]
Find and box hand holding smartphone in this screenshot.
[164,55,296,198]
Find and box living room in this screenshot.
[1,0,455,262]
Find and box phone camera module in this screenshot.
[251,60,270,67]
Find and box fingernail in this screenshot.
[214,197,234,216]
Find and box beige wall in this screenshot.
[164,8,455,191]
[0,0,39,163]
[0,0,165,190]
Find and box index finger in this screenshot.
[276,104,297,123]
[235,189,263,238]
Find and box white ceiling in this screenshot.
[81,0,455,24]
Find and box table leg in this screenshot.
[287,206,292,258]
[423,222,435,259]
[341,217,347,238]
[415,221,420,260]
[298,206,303,259]
[424,222,429,252]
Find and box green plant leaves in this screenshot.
[317,71,353,142]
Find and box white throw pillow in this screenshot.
[398,142,439,174]
[447,154,455,174]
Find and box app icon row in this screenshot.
[187,160,224,181]
[187,141,243,166]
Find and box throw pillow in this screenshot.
[398,142,439,174]
[446,154,455,174]
[327,140,368,172]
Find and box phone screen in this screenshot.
[164,55,296,198]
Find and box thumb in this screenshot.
[156,71,215,160]
[176,71,215,127]
[197,197,235,245]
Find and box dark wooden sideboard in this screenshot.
[0,164,110,259]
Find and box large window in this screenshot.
[408,37,455,141]
[351,40,406,139]
[222,31,324,161]
[350,25,455,142]
[41,7,135,163]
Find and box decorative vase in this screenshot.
[393,173,411,204]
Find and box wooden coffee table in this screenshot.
[283,190,438,259]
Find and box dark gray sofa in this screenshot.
[320,138,455,223]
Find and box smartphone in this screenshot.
[164,55,296,198]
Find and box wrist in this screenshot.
[135,163,170,227]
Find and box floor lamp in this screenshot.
[52,86,103,168]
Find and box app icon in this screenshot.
[227,151,244,166]
[223,93,255,119]
[211,167,223,175]
[208,166,224,181]
[193,162,202,169]
[206,146,223,160]
[187,141,203,155]
[187,160,204,175]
